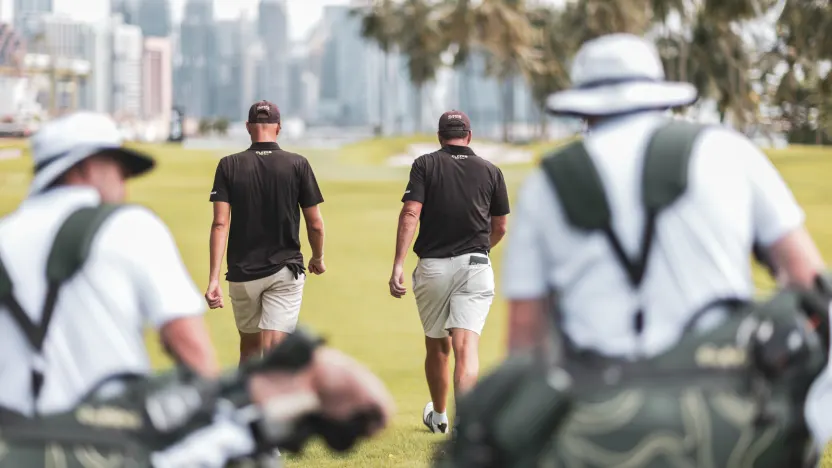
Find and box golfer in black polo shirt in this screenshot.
[389,110,510,435]
[206,100,326,365]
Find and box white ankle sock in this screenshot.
[434,411,448,424]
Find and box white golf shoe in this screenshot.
[422,402,449,434]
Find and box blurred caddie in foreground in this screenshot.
[435,33,832,468]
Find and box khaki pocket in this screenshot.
[462,265,495,294]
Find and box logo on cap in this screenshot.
[447,114,463,120]
[257,105,270,112]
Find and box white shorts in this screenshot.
[228,267,305,334]
[413,253,495,338]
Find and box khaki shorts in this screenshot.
[413,253,495,338]
[228,267,305,334]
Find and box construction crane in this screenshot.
[0,23,89,116]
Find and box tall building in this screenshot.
[110,0,137,24]
[136,0,170,38]
[213,18,244,119]
[88,18,113,114]
[25,14,93,113]
[257,0,288,108]
[111,15,143,118]
[315,5,375,126]
[13,0,52,38]
[240,36,264,119]
[175,0,215,118]
[142,37,172,137]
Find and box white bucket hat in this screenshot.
[546,33,698,117]
[28,112,155,196]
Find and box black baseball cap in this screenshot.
[248,100,280,124]
[438,110,471,132]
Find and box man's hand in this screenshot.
[389,264,406,298]
[309,256,326,275]
[309,348,394,433]
[205,279,224,309]
[248,347,394,436]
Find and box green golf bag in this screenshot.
[0,327,382,467]
[435,121,830,468]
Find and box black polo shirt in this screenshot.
[402,145,510,259]
[209,142,324,282]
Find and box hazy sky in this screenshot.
[44,0,351,41]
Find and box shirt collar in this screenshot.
[249,142,281,151]
[441,145,476,156]
[25,185,100,206]
[586,110,668,134]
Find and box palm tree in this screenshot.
[764,0,832,143]
[440,0,540,142]
[524,5,572,138]
[356,0,399,135]
[398,0,447,133]
[358,0,445,133]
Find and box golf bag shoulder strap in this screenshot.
[540,141,610,231]
[540,120,708,288]
[0,203,123,405]
[641,120,709,213]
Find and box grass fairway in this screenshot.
[1,138,832,467]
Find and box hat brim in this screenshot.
[546,81,698,117]
[28,145,155,196]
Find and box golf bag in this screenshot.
[0,327,382,467]
[435,121,831,468]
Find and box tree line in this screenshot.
[356,0,832,145]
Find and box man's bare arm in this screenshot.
[209,202,231,283]
[161,316,220,377]
[767,227,826,288]
[302,205,325,260]
[394,201,422,267]
[507,298,549,354]
[490,215,508,249]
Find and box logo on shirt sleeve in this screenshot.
[210,191,217,195]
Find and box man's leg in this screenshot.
[447,256,495,426]
[448,329,481,399]
[414,258,454,433]
[229,280,266,366]
[425,336,452,414]
[238,332,262,366]
[260,267,305,352]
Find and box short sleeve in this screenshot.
[707,131,805,247]
[748,153,804,246]
[501,170,550,299]
[298,159,324,208]
[209,160,231,203]
[98,207,205,328]
[490,167,511,216]
[402,157,426,203]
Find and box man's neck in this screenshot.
[442,140,468,147]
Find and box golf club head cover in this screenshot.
[799,270,832,353]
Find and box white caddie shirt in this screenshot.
[0,186,205,416]
[502,111,805,358]
[501,110,832,452]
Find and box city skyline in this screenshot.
[1,0,352,41]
